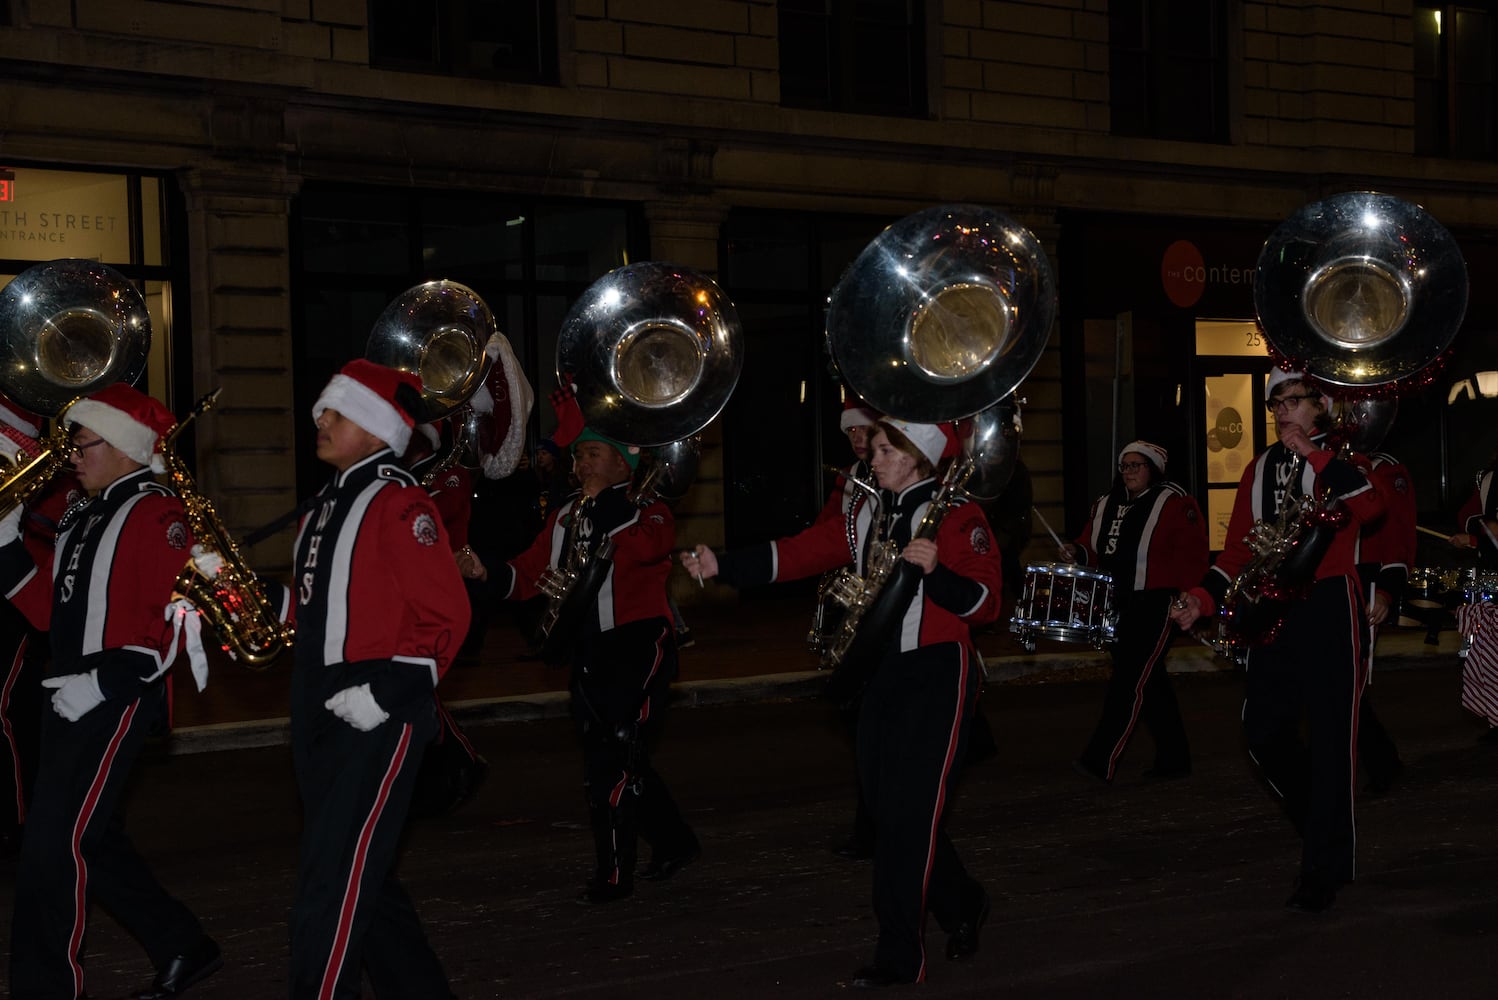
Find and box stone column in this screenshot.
[177,163,302,575]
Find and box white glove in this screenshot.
[42,671,106,722]
[190,543,225,578]
[324,683,389,731]
[0,436,24,465]
[0,505,22,546]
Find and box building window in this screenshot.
[368,0,558,83]
[1415,4,1498,158]
[778,0,927,116]
[1109,0,1229,142]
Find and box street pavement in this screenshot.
[1,601,1495,999]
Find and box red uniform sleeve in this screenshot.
[932,502,1003,625]
[378,489,471,679]
[1152,491,1210,591]
[428,466,474,550]
[504,506,563,601]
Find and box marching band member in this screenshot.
[0,383,221,1000]
[262,359,470,998]
[683,418,1000,989]
[497,410,698,904]
[1170,370,1384,914]
[1450,452,1498,570]
[1449,452,1498,739]
[0,393,83,858]
[1061,440,1207,783]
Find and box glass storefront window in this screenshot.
[1203,372,1258,549]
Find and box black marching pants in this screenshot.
[858,642,984,983]
[0,601,44,837]
[1078,589,1191,780]
[572,618,695,889]
[9,682,204,1000]
[289,702,450,1000]
[1242,575,1366,888]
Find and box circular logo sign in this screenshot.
[1215,406,1244,449]
[1161,240,1206,308]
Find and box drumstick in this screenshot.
[1032,505,1066,551]
[1417,525,1458,543]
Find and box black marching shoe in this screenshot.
[638,840,701,882]
[850,964,911,990]
[1285,876,1338,914]
[578,879,633,904]
[130,935,223,998]
[946,889,991,961]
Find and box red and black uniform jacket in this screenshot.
[1072,481,1208,593]
[500,480,674,631]
[0,468,192,696]
[714,477,1002,652]
[1191,436,1383,615]
[1360,452,1416,605]
[286,451,471,719]
[411,453,474,550]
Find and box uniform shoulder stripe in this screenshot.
[1161,482,1188,497]
[377,463,419,487]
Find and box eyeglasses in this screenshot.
[1266,394,1317,414]
[68,438,108,458]
[1118,461,1149,472]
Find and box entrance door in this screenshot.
[1192,320,1274,551]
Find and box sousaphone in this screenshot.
[820,204,1056,701]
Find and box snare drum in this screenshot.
[1009,562,1118,651]
[1406,567,1449,610]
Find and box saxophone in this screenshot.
[164,391,294,668]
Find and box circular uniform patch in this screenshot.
[443,474,461,489]
[412,511,440,546]
[165,519,190,551]
[969,523,992,555]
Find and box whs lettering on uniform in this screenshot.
[299,500,338,605]
[59,513,106,603]
[1273,457,1298,515]
[1104,503,1132,555]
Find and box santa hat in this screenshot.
[840,395,880,432]
[1118,440,1168,473]
[313,358,421,455]
[0,393,41,439]
[467,332,534,480]
[883,418,949,467]
[68,383,177,473]
[1264,367,1333,409]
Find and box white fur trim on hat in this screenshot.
[314,374,412,454]
[416,423,441,451]
[884,418,946,467]
[69,399,163,470]
[478,332,534,480]
[1265,368,1308,402]
[1119,440,1167,473]
[840,406,879,432]
[0,400,39,438]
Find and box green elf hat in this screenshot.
[572,426,641,471]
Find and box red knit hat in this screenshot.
[68,383,177,472]
[313,359,421,454]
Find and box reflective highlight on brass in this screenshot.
[366,280,497,424]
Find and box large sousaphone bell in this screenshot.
[0,259,153,514]
[826,203,1055,490]
[0,258,152,415]
[366,279,535,481]
[1255,190,1467,393]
